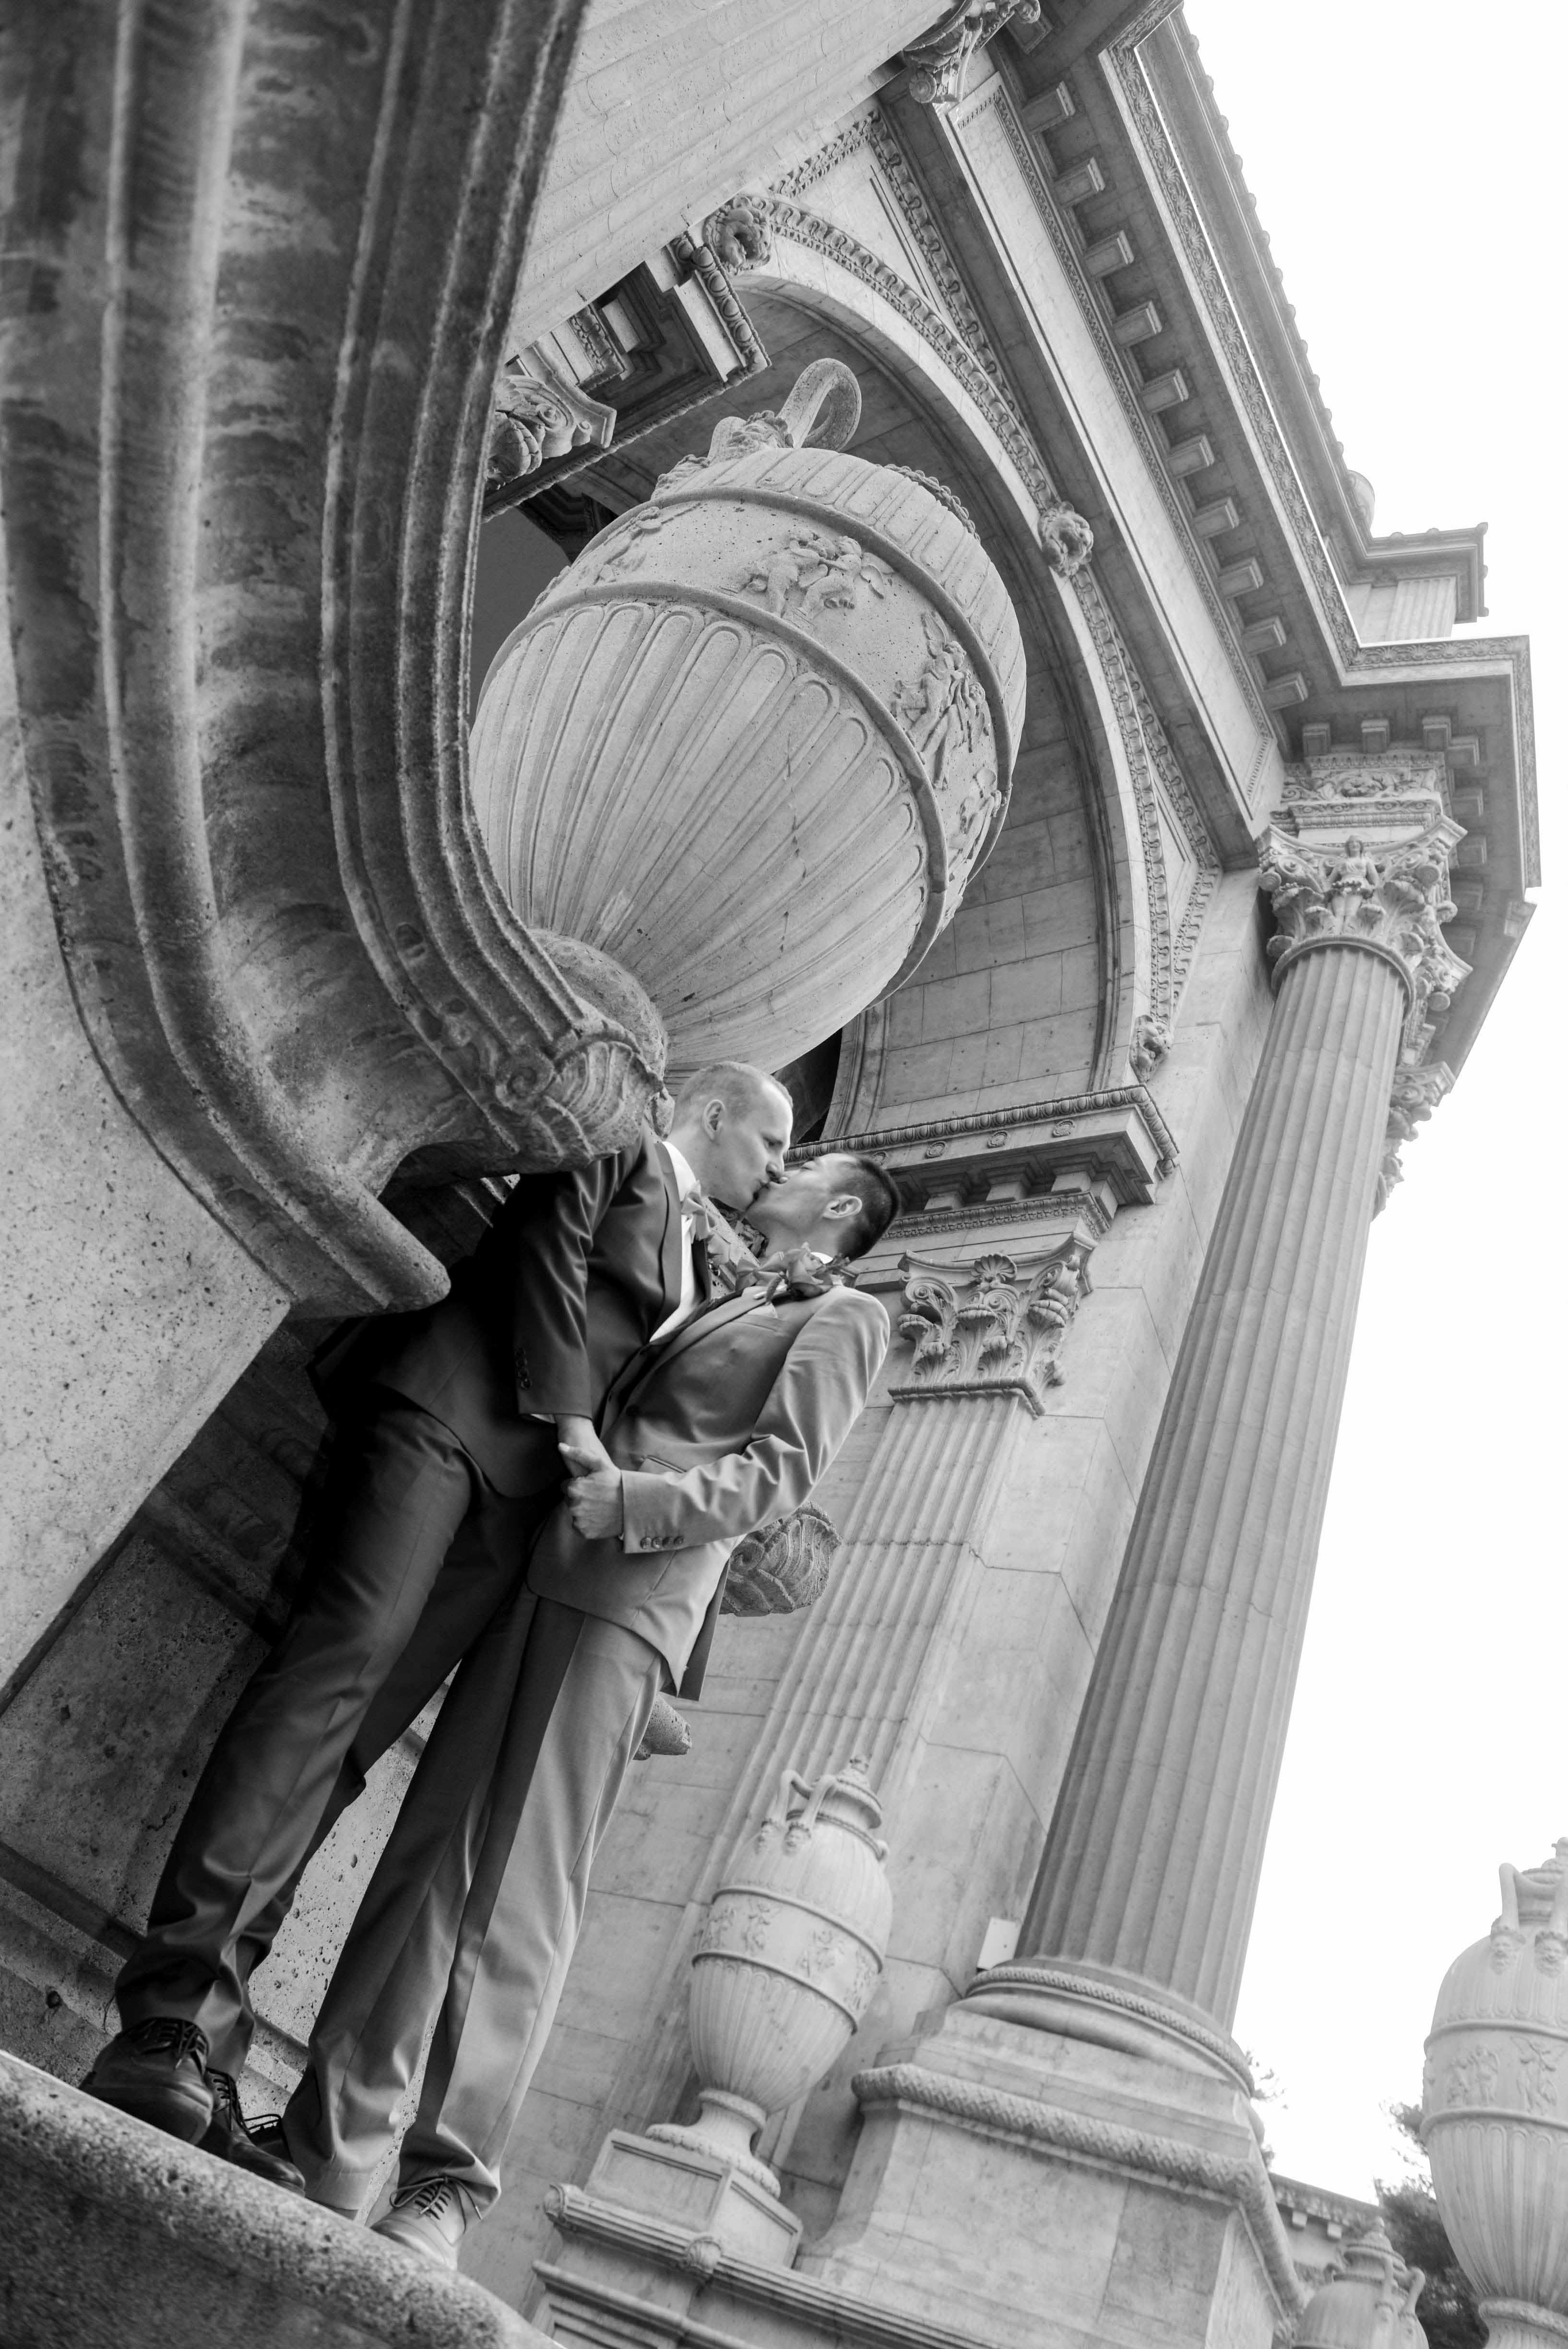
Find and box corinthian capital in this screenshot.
[892,1241,1092,1413]
[1259,823,1471,1033]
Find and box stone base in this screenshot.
[803,2003,1304,2349]
[0,2049,546,2349]
[584,2129,803,2266]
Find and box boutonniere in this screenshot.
[749,1245,859,1301]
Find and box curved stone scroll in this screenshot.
[722,1504,841,1617]
[3,0,664,1317]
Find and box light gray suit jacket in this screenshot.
[526,1281,890,1697]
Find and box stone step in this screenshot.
[0,2049,548,2349]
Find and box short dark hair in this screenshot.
[824,1152,902,1259]
[673,1061,787,1121]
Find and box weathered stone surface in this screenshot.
[0,2050,546,2349]
[808,2003,1299,2349]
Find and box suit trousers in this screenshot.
[281,1586,662,2215]
[114,1395,555,2072]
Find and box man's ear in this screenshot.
[701,1097,725,1136]
[825,1190,863,1226]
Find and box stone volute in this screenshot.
[648,1756,892,2195]
[470,361,1026,1073]
[1296,2224,1427,2349]
[1423,1839,1568,2349]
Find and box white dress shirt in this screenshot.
[649,1140,704,1344]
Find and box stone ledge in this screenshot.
[0,2050,547,2349]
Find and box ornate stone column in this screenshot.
[814,758,1468,2349]
[985,791,1466,2048]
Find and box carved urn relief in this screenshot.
[470,364,1026,1072]
[649,1756,891,2193]
[1423,1839,1568,2349]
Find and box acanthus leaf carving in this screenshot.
[1375,1059,1453,1213]
[1259,824,1471,1044]
[893,1241,1092,1412]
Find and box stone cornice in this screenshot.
[795,1085,1178,1179]
[951,77,1271,733]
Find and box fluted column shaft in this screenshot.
[1016,936,1406,2031]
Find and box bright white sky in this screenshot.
[1181,1,1568,2196]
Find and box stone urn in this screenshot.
[470,363,1026,1073]
[1422,1839,1568,2349]
[1296,2225,1426,2349]
[650,1755,891,2192]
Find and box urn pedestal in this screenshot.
[470,386,1026,1074]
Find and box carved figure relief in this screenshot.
[892,611,990,789]
[1517,2040,1561,2115]
[1038,499,1095,577]
[740,527,892,619]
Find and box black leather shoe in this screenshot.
[83,2017,214,2143]
[202,2072,307,2194]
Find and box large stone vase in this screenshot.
[651,1756,891,2193]
[1423,1839,1568,2349]
[469,387,1026,1073]
[1296,2224,1426,2349]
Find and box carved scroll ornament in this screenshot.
[893,1242,1092,1413]
[904,1,1044,108]
[6,0,666,1317]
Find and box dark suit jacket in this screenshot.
[527,1282,890,1697]
[312,1136,688,1495]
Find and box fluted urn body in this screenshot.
[470,444,1025,1073]
[660,1756,891,2191]
[1423,1840,1568,2349]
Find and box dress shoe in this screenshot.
[83,2017,214,2143]
[371,2175,475,2267]
[202,2071,307,2194]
